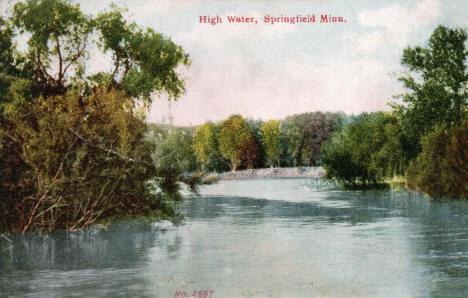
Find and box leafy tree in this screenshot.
[0,88,172,232]
[12,0,92,96]
[10,0,190,101]
[261,120,281,167]
[151,129,199,200]
[406,118,468,199]
[245,118,266,168]
[95,6,190,101]
[321,112,410,188]
[282,112,344,166]
[0,15,32,114]
[218,115,257,171]
[393,25,468,151]
[192,122,227,172]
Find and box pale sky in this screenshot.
[2,0,467,125]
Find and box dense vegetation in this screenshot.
[190,112,348,172]
[321,112,411,188]
[321,25,467,198]
[0,0,192,232]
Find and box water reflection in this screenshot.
[1,178,468,297]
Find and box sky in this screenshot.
[1,0,467,125]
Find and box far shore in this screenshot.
[203,167,326,181]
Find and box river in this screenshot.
[1,178,468,297]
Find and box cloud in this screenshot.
[343,0,440,55]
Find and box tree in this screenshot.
[151,129,199,200]
[0,15,32,115]
[245,118,266,168]
[192,122,227,172]
[10,0,190,101]
[393,25,468,149]
[218,115,257,171]
[282,112,344,166]
[95,6,190,101]
[1,88,169,232]
[261,120,281,167]
[320,112,411,188]
[12,0,92,96]
[406,118,468,199]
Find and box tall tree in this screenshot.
[321,112,411,188]
[393,25,468,147]
[261,120,281,167]
[12,0,92,96]
[193,122,226,172]
[218,115,257,171]
[95,6,190,101]
[282,112,343,166]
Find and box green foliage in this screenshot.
[218,115,258,171]
[321,112,411,188]
[393,25,468,151]
[0,1,193,232]
[12,0,92,96]
[261,120,281,167]
[0,16,32,114]
[282,112,345,166]
[192,122,227,172]
[0,16,16,75]
[406,118,468,199]
[0,88,180,232]
[245,118,266,169]
[150,128,200,199]
[95,7,190,101]
[9,0,189,101]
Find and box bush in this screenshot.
[0,88,179,233]
[320,112,411,188]
[406,119,468,199]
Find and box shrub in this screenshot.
[0,88,179,232]
[406,119,468,199]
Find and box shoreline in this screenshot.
[204,167,326,181]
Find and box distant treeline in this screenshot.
[147,111,349,173]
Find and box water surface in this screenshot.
[1,178,468,297]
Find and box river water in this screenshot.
[1,178,468,297]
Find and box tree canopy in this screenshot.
[393,25,468,145]
[218,115,258,171]
[261,120,281,167]
[8,0,190,101]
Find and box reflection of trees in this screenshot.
[415,201,468,296]
[0,221,162,273]
[185,190,427,226]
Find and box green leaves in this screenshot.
[261,120,281,167]
[406,118,468,199]
[218,115,258,171]
[7,0,189,101]
[321,112,411,188]
[96,8,190,101]
[11,0,91,96]
[394,25,468,144]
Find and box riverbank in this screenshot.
[203,167,326,181]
